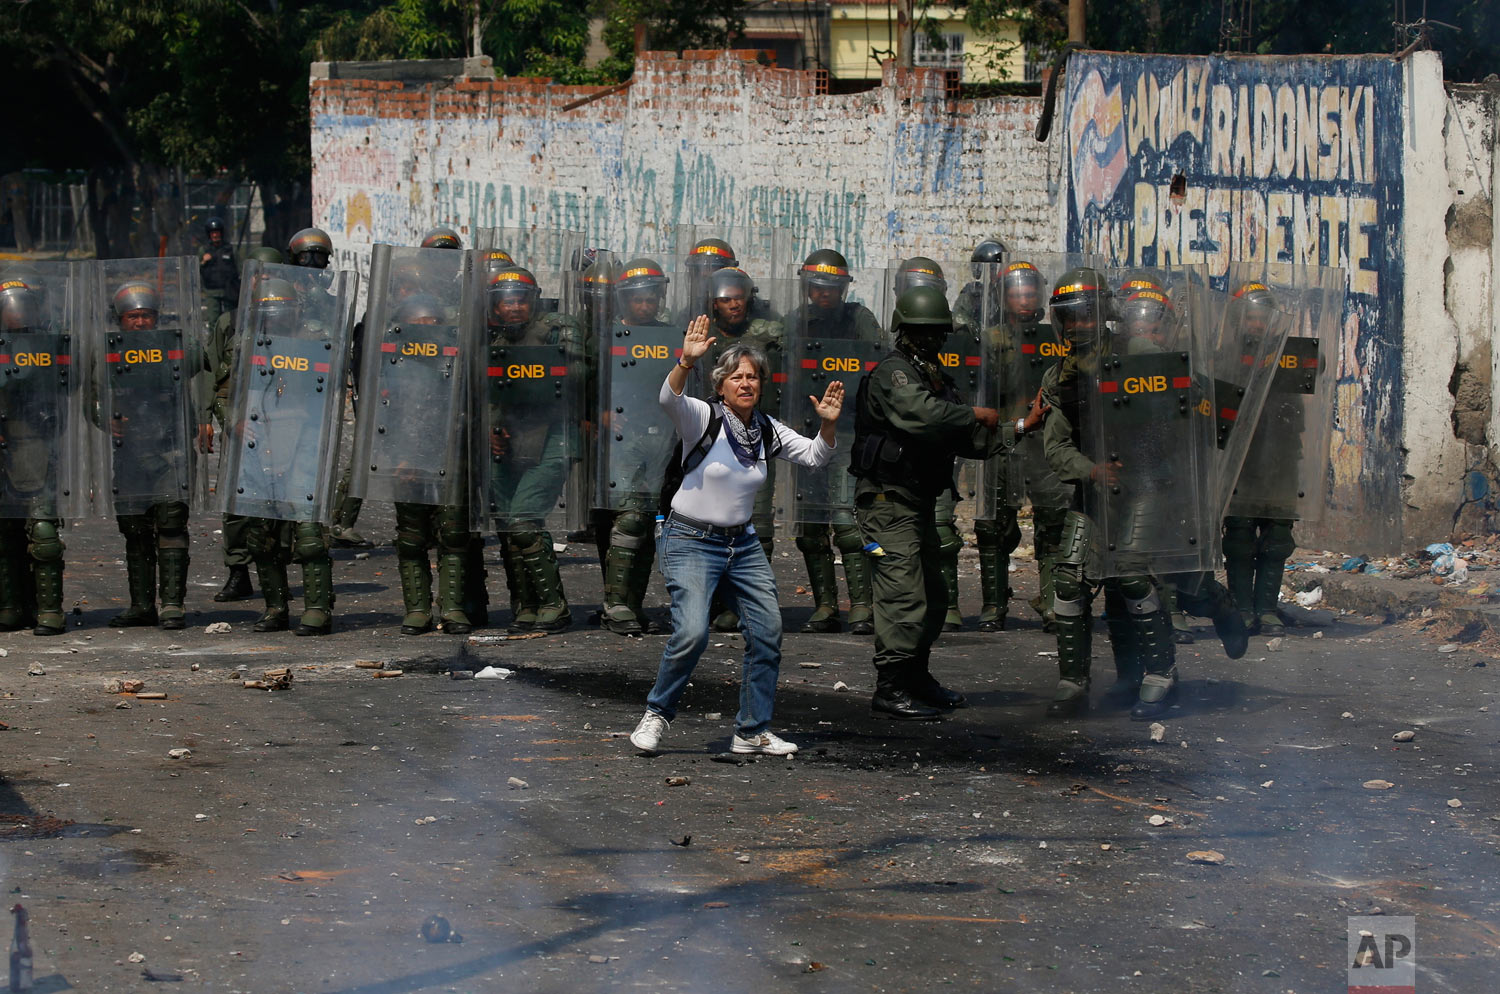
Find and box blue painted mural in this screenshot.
[1062,53,1406,546]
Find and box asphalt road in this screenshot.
[1,510,1496,993]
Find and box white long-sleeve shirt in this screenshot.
[659,376,835,527]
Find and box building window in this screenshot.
[912,31,964,74]
[1022,43,1047,83]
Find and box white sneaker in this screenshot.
[629,711,669,753]
[731,730,799,756]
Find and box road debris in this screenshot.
[1266,637,1284,652]
[167,748,192,760]
[128,951,147,963]
[203,622,232,634]
[507,777,529,789]
[1392,730,1416,742]
[419,915,462,943]
[244,668,293,691]
[26,664,44,676]
[474,666,513,679]
[354,660,384,670]
[833,681,849,691]
[798,662,822,669]
[137,692,168,700]
[1148,722,1166,743]
[1186,850,1226,865]
[1438,644,1459,653]
[1447,798,1463,808]
[665,776,690,787]
[670,835,692,847]
[373,669,403,679]
[1147,814,1172,827]
[1363,780,1395,790]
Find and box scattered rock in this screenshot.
[127,951,146,963]
[115,701,131,710]
[1362,780,1395,790]
[203,622,232,634]
[704,712,722,720]
[736,854,750,863]
[474,666,513,680]
[798,662,822,669]
[167,748,192,760]
[189,662,200,672]
[1261,780,1274,788]
[27,664,44,677]
[1392,730,1416,742]
[1186,850,1226,865]
[1447,798,1463,809]
[414,815,438,825]
[507,777,529,789]
[1266,637,1284,652]
[587,954,608,964]
[832,681,849,692]
[1147,814,1171,827]
[1100,843,1112,851]
[194,813,208,821]
[1341,711,1355,719]
[1438,643,1459,653]
[1313,631,1324,639]
[354,552,371,560]
[665,776,690,787]
[1148,722,1166,743]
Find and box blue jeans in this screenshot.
[645,518,784,736]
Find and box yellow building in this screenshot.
[829,1,1026,83]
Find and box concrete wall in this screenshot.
[309,50,1059,289]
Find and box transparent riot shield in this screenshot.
[0,262,89,521]
[1075,266,1218,578]
[595,257,685,513]
[976,254,1102,520]
[1225,264,1343,527]
[476,261,589,535]
[217,263,357,522]
[1208,274,1294,518]
[88,257,208,517]
[349,245,481,508]
[779,261,889,526]
[673,225,798,325]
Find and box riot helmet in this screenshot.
[709,267,755,329]
[482,249,516,277]
[890,284,953,359]
[249,246,285,266]
[205,216,227,246]
[615,257,669,326]
[969,238,1006,280]
[801,248,852,315]
[0,280,40,331]
[1116,269,1167,298]
[112,280,160,331]
[1118,289,1176,347]
[419,227,462,250]
[579,256,617,328]
[288,228,333,269]
[569,246,603,272]
[1049,268,1107,351]
[253,277,300,325]
[394,292,445,326]
[1001,261,1045,323]
[894,257,947,296]
[488,267,541,337]
[1229,281,1278,337]
[684,238,737,275]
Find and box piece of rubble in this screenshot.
[832,681,849,691]
[1186,850,1226,865]
[1148,722,1166,743]
[27,664,45,677]
[1266,637,1284,652]
[203,622,232,634]
[1362,779,1395,790]
[1437,643,1459,653]
[1447,798,1463,808]
[137,692,167,700]
[798,662,822,669]
[167,748,192,760]
[1147,814,1172,827]
[507,777,528,789]
[1392,730,1416,742]
[474,666,513,679]
[354,660,384,670]
[373,669,403,679]
[665,776,690,787]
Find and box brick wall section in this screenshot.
[310,50,1056,284]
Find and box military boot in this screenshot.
[0,556,29,631]
[940,546,963,632]
[907,658,967,709]
[110,540,159,627]
[330,495,371,548]
[1252,557,1286,636]
[1225,554,1256,627]
[798,547,840,632]
[1103,608,1143,705]
[32,561,65,636]
[842,550,874,636]
[397,558,433,635]
[600,543,642,635]
[436,553,473,635]
[295,557,335,636]
[462,537,490,628]
[214,564,253,602]
[870,664,943,720]
[518,535,571,633]
[500,539,536,631]
[157,547,190,631]
[625,539,659,633]
[1129,609,1178,721]
[1046,605,1093,718]
[252,560,290,632]
[976,541,1005,632]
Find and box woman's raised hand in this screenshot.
[682,315,715,364]
[812,380,845,423]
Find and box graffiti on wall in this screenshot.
[1063,53,1405,545]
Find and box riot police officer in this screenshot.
[483,266,582,633]
[0,279,70,636]
[791,248,878,634]
[210,245,285,604]
[852,285,1039,719]
[953,239,1005,337]
[597,256,677,635]
[199,217,239,329]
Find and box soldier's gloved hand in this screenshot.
[198,423,214,454]
[971,406,1000,429]
[491,428,510,458]
[1089,460,1122,487]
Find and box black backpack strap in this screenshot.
[680,413,724,476]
